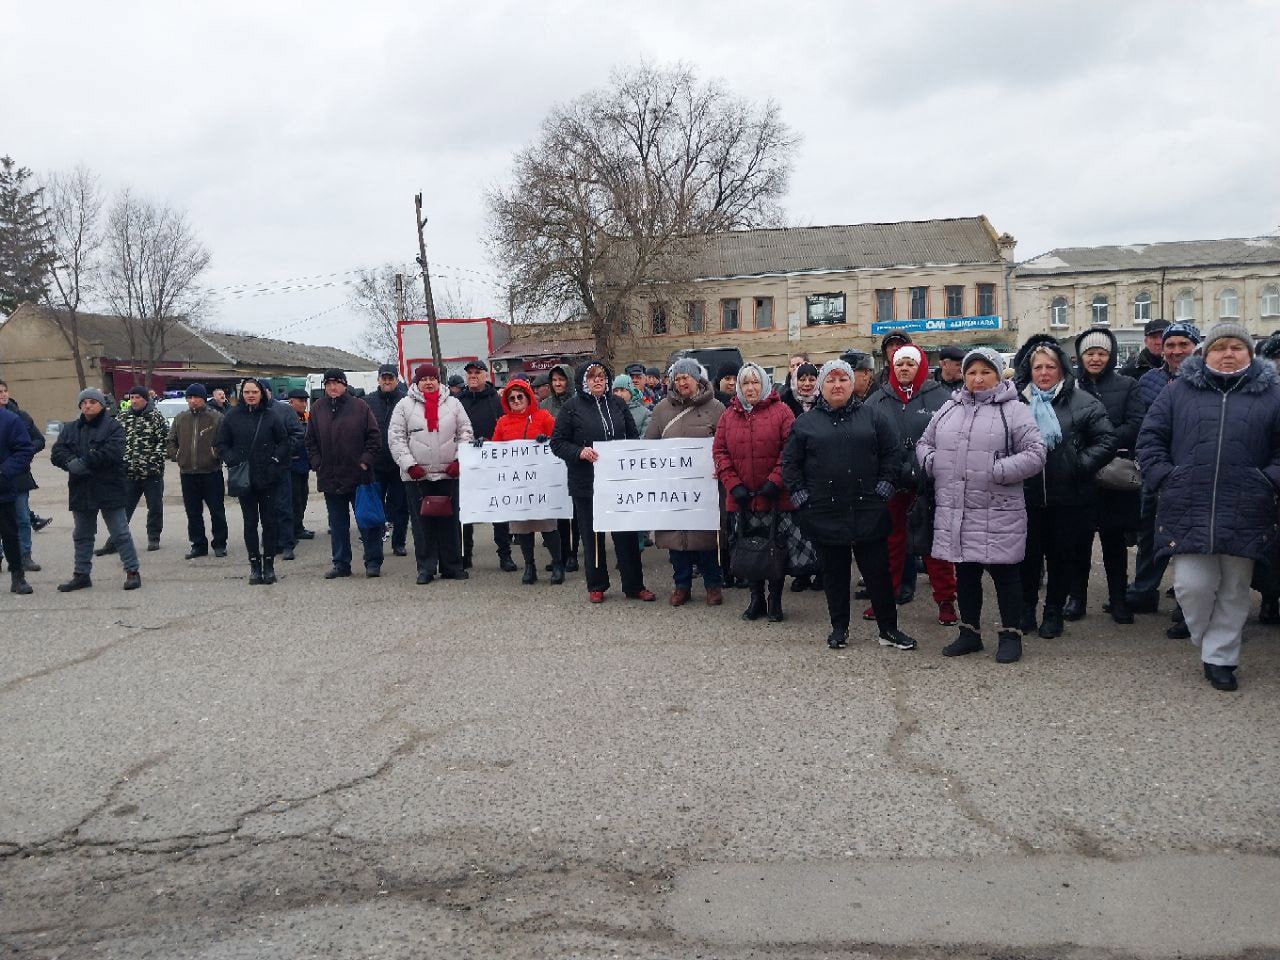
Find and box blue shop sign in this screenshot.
[871,315,1002,335]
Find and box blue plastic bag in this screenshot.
[353,481,386,529]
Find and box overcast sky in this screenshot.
[6,0,1278,354]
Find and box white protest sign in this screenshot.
[592,438,720,532]
[458,440,572,524]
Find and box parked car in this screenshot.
[156,398,188,426]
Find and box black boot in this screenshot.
[741,584,767,621]
[766,579,784,622]
[57,572,92,592]
[498,552,518,573]
[248,557,264,585]
[11,570,32,595]
[1259,597,1280,624]
[995,629,1023,664]
[550,563,565,585]
[1038,606,1064,639]
[518,535,537,584]
[1109,594,1134,625]
[1063,595,1086,621]
[942,624,984,657]
[262,556,277,585]
[1019,604,1039,635]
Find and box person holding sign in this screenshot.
[550,360,655,604]
[644,359,725,606]
[491,379,564,585]
[388,363,474,585]
[782,359,917,652]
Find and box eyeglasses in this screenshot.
[586,372,607,381]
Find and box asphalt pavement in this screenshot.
[2,458,1278,959]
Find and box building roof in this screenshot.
[199,331,375,369]
[632,216,1005,283]
[1019,235,1280,275]
[7,304,374,370]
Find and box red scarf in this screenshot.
[890,354,928,403]
[422,388,440,432]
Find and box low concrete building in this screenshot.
[610,216,1017,378]
[1016,236,1280,362]
[0,304,374,426]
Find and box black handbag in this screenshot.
[907,484,935,556]
[226,414,262,497]
[1095,455,1141,492]
[731,508,786,583]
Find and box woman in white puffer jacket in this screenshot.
[388,363,474,583]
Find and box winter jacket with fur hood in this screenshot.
[388,383,474,481]
[644,378,724,551]
[1013,334,1118,508]
[1137,356,1280,562]
[1073,328,1143,454]
[917,378,1047,565]
[550,360,639,499]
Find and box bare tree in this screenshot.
[102,189,211,383]
[42,166,104,390]
[351,265,477,363]
[486,63,795,359]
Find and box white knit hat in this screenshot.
[1078,331,1112,355]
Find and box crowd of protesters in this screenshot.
[4,317,1279,694]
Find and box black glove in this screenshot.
[730,485,751,508]
[534,434,548,444]
[471,437,485,448]
[67,457,90,477]
[757,480,779,500]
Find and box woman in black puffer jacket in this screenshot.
[1013,335,1117,639]
[1070,327,1145,624]
[550,359,652,604]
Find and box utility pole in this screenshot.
[394,272,406,322]
[414,193,443,371]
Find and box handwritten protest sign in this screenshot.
[458,441,572,524]
[592,438,719,532]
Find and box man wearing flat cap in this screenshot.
[934,345,966,392]
[1122,318,1171,380]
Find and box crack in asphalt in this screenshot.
[885,665,1038,856]
[0,728,438,860]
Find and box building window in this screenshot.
[1050,296,1069,328]
[1262,284,1280,318]
[686,300,705,333]
[945,285,963,317]
[649,302,667,335]
[721,298,740,332]
[806,292,846,325]
[977,283,996,316]
[875,289,896,323]
[1091,295,1110,325]
[1133,290,1152,324]
[1219,287,1239,319]
[754,296,774,330]
[909,286,928,320]
[1174,288,1195,321]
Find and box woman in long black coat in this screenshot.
[1070,328,1145,623]
[782,359,915,652]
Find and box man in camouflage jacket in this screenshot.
[98,386,169,554]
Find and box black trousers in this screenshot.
[374,468,409,551]
[238,487,278,559]
[0,500,20,573]
[463,520,511,561]
[573,494,645,594]
[516,530,563,565]
[109,474,163,545]
[816,539,895,633]
[180,471,228,551]
[956,562,1022,632]
[1074,527,1130,603]
[556,516,580,559]
[290,472,310,535]
[1021,504,1091,613]
[406,478,464,577]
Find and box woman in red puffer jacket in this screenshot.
[713,362,798,623]
[492,379,564,584]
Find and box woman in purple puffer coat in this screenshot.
[917,347,1046,664]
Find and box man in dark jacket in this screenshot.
[1128,322,1202,613]
[458,359,515,571]
[0,401,35,593]
[260,382,305,560]
[0,379,44,574]
[877,332,912,384]
[1120,318,1170,380]
[166,383,228,559]
[933,345,966,392]
[97,385,168,555]
[285,389,314,543]
[305,370,383,578]
[367,364,409,557]
[50,388,142,591]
